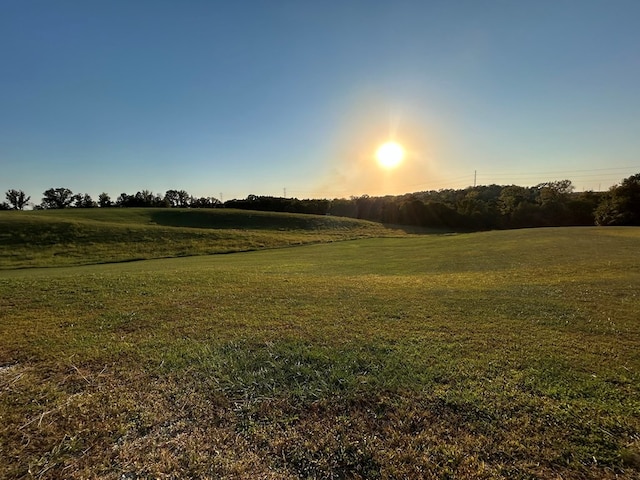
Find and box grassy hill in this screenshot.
[1,226,639,478]
[0,208,410,269]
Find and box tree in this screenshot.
[98,193,112,208]
[566,191,601,225]
[328,198,357,217]
[164,189,179,207]
[441,185,501,230]
[397,197,426,226]
[498,186,537,227]
[133,190,167,207]
[116,193,132,207]
[176,190,190,208]
[75,193,97,208]
[135,190,155,207]
[595,173,640,225]
[535,180,573,225]
[190,196,222,208]
[114,190,168,207]
[5,189,31,210]
[41,188,76,209]
[0,202,10,210]
[164,189,191,208]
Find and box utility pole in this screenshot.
[283,187,287,198]
[474,170,477,188]
[219,192,223,202]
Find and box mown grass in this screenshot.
[0,227,639,478]
[0,208,407,269]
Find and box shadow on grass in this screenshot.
[149,209,368,231]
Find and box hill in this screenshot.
[0,208,411,269]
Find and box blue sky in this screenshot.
[2,0,640,203]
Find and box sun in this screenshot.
[376,141,404,169]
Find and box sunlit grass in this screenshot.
[0,208,407,269]
[1,227,639,478]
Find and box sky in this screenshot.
[2,0,640,204]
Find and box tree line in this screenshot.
[2,173,639,230]
[0,189,221,210]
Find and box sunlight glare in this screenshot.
[376,141,404,169]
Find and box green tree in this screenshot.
[498,186,539,227]
[499,186,531,216]
[532,180,575,226]
[457,189,500,229]
[41,188,76,209]
[595,174,640,225]
[565,191,601,225]
[5,189,31,210]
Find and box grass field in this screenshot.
[0,208,408,269]
[1,217,639,478]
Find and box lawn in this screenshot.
[1,225,639,478]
